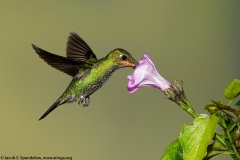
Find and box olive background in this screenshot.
[0,1,239,159]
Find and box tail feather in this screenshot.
[39,101,62,121]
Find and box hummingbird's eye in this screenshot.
[120,55,127,61]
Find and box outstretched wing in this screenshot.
[66,32,97,63]
[32,44,91,77]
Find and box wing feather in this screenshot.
[66,32,97,63]
[32,44,90,77]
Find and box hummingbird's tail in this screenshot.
[39,101,62,121]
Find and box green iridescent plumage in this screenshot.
[32,32,138,120]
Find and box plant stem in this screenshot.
[179,101,197,118]
[215,134,228,147]
[220,114,240,158]
[230,123,237,133]
[226,128,240,158]
[228,99,233,106]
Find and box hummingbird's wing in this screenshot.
[32,44,91,77]
[66,32,97,63]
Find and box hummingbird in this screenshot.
[32,32,138,120]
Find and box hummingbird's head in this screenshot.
[108,48,138,69]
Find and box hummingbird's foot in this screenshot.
[79,96,90,107]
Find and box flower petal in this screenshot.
[127,53,170,93]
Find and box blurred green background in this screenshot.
[0,0,239,159]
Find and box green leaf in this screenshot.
[161,115,218,160]
[179,114,218,160]
[161,139,183,160]
[224,79,240,100]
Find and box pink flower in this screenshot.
[127,54,171,93]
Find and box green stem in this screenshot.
[186,100,197,118]
[187,108,197,118]
[226,128,240,158]
[215,134,228,147]
[230,123,237,133]
[186,100,193,109]
[178,101,197,118]
[220,115,240,158]
[220,115,227,129]
[228,99,233,106]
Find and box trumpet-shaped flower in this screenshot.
[127,54,171,93]
[127,54,196,118]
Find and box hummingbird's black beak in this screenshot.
[132,64,137,69]
[132,59,138,69]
